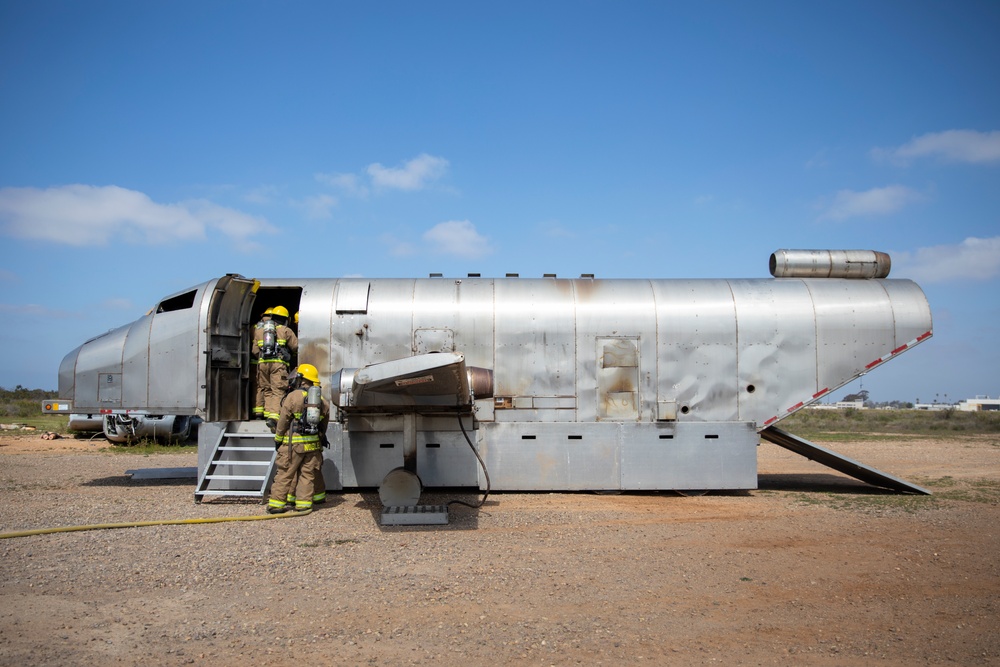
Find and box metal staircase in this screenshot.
[196,421,277,501]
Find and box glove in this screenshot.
[274,438,282,451]
[320,433,330,449]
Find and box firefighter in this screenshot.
[250,308,274,420]
[267,363,330,514]
[253,305,298,431]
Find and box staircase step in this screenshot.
[205,474,269,481]
[196,422,279,501]
[209,460,272,467]
[198,489,267,497]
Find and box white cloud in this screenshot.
[315,172,369,197]
[817,185,924,221]
[243,185,282,205]
[0,185,275,250]
[892,236,1000,283]
[422,220,492,259]
[872,130,1000,165]
[805,149,831,169]
[367,154,449,191]
[295,194,338,220]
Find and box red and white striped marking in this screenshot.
[865,331,933,370]
[761,330,933,427]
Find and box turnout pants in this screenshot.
[269,444,322,511]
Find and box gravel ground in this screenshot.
[1,432,998,666]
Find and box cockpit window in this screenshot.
[156,290,197,313]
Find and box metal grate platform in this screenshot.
[380,505,449,526]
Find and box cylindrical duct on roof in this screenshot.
[769,249,891,279]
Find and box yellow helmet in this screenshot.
[294,311,299,324]
[263,307,274,316]
[297,363,320,385]
[271,305,289,319]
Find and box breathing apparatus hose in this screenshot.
[0,508,311,540]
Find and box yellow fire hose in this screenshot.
[0,509,311,539]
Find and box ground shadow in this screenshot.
[758,472,904,495]
[82,475,194,488]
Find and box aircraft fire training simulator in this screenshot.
[54,249,933,524]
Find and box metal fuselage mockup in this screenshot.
[55,250,933,495]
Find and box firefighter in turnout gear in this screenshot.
[253,305,298,431]
[250,308,274,420]
[267,364,330,514]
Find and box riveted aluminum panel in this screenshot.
[493,408,579,422]
[120,313,152,408]
[478,422,621,490]
[804,278,894,399]
[477,421,757,490]
[415,432,480,486]
[575,280,656,422]
[620,421,758,489]
[731,279,817,425]
[153,282,212,413]
[335,279,415,371]
[494,280,577,412]
[880,280,934,343]
[653,280,739,423]
[335,281,370,313]
[293,278,337,387]
[67,325,128,410]
[411,277,495,369]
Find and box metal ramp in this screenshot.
[761,426,930,495]
[195,423,277,501]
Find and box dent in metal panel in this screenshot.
[653,280,739,423]
[731,279,816,425]
[576,281,656,422]
[337,280,415,371]
[412,278,496,371]
[805,279,898,402]
[494,280,577,402]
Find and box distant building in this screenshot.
[956,396,1000,412]
[914,402,953,411]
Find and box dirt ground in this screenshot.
[0,429,998,666]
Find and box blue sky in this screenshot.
[1,1,997,405]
